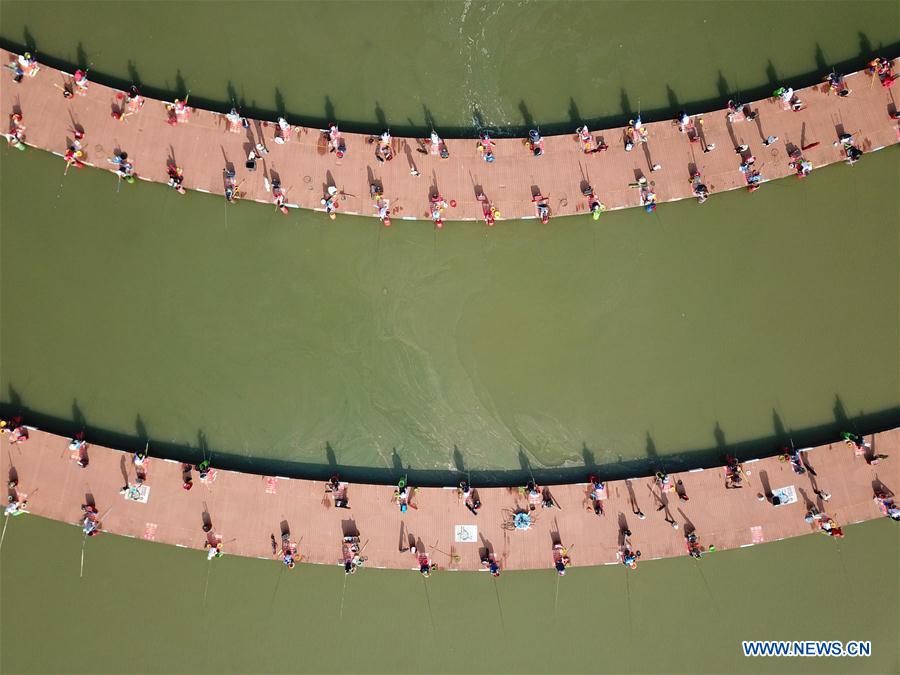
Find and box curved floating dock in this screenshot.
[2,426,896,571]
[2,49,897,222]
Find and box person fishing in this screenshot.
[532,194,550,224]
[64,146,86,169]
[477,131,495,163]
[428,130,449,158]
[588,474,606,515]
[5,496,28,517]
[582,185,605,220]
[430,193,448,229]
[371,184,391,226]
[167,165,186,194]
[279,537,298,568]
[394,478,413,512]
[5,112,26,150]
[525,129,544,157]
[873,492,900,521]
[205,540,224,560]
[73,68,89,94]
[326,474,350,508]
[576,124,594,152]
[125,85,145,112]
[224,169,240,203]
[321,185,339,219]
[375,130,394,162]
[835,134,863,165]
[81,504,101,536]
[274,117,293,144]
[824,71,850,97]
[271,179,289,215]
[197,460,211,480]
[620,528,640,569]
[553,544,571,575]
[8,420,28,444]
[418,552,436,577]
[690,171,709,204]
[327,123,346,157]
[640,186,657,212]
[685,532,703,559]
[481,554,501,577]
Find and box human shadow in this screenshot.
[665,85,680,111]
[452,445,466,474]
[135,414,149,443]
[22,26,36,53]
[518,100,535,129]
[582,443,597,471]
[126,60,141,87]
[72,399,86,430]
[567,97,581,127]
[75,41,88,69]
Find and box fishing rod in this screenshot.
[339,571,349,619]
[421,574,437,636]
[491,575,506,637]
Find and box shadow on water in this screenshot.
[2,31,898,137]
[2,385,896,488]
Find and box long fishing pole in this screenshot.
[554,572,560,616]
[79,532,87,578]
[265,561,286,616]
[80,504,114,578]
[0,515,11,552]
[202,560,213,608]
[421,575,436,636]
[339,571,349,619]
[623,565,633,642]
[492,576,506,637]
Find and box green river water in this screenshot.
[1,2,899,672]
[1,516,897,674]
[0,1,898,473]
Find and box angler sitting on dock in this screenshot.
[167,164,186,194]
[224,169,240,202]
[525,129,545,156]
[620,528,640,569]
[394,478,415,512]
[582,185,606,220]
[342,535,366,573]
[327,123,346,157]
[477,131,496,162]
[552,543,571,575]
[326,474,350,509]
[430,193,448,229]
[873,492,900,521]
[81,504,101,536]
[370,183,391,226]
[835,133,863,165]
[685,532,704,559]
[532,194,550,224]
[588,475,607,515]
[278,535,298,568]
[374,130,393,161]
[481,553,501,576]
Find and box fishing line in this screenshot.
[339,571,349,619]
[422,575,436,636]
[623,566,633,644]
[79,532,87,578]
[0,515,11,552]
[491,576,506,636]
[267,563,285,613]
[554,573,560,616]
[202,560,212,608]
